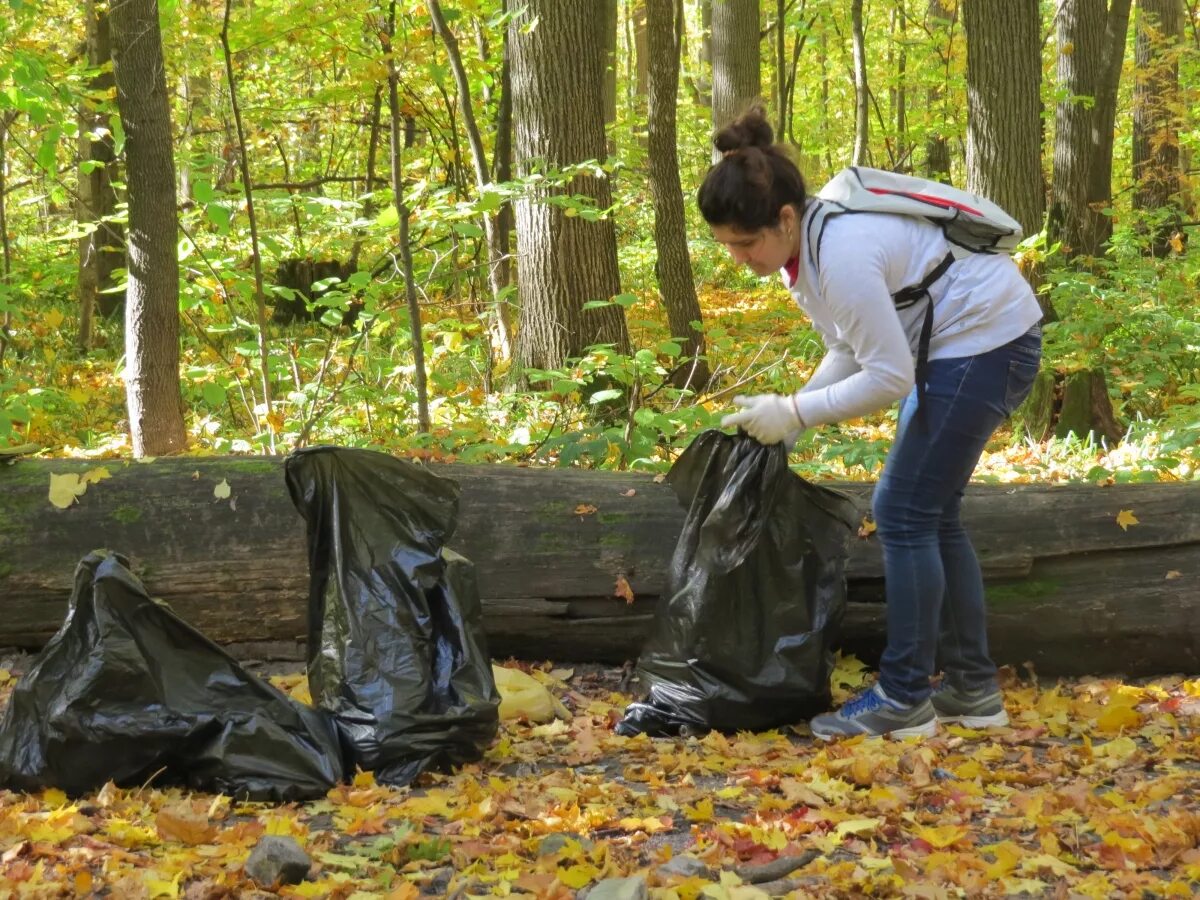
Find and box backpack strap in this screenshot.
[804,197,956,430]
[898,251,955,430]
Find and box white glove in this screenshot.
[721,393,805,446]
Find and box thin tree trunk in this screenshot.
[109,0,187,457]
[221,0,274,447]
[893,2,908,169]
[964,0,1045,236]
[349,87,383,271]
[493,0,514,281]
[428,0,514,362]
[775,0,787,136]
[603,0,619,124]
[1132,0,1183,256]
[1086,0,1134,249]
[698,0,713,107]
[850,0,869,166]
[924,0,953,181]
[647,0,708,389]
[0,113,14,375]
[385,1,429,432]
[78,0,125,351]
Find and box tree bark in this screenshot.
[923,0,954,182]
[647,0,708,390]
[1132,0,1184,256]
[1049,0,1133,257]
[77,0,125,351]
[509,0,630,374]
[603,0,620,124]
[850,0,869,166]
[2,457,1198,676]
[109,0,187,457]
[711,0,761,160]
[963,0,1045,236]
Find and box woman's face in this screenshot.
[709,206,800,277]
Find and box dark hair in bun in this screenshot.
[698,104,807,232]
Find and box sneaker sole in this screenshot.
[935,711,1009,728]
[812,719,940,741]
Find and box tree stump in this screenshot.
[1013,367,1124,445]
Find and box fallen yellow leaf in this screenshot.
[613,574,635,604]
[48,472,88,509]
[213,478,231,500]
[1115,509,1138,531]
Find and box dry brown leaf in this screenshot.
[155,802,218,845]
[614,574,635,604]
[573,503,597,516]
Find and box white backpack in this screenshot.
[807,166,1023,270]
[804,167,1025,427]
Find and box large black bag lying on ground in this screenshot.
[0,551,345,800]
[617,430,857,737]
[285,447,500,787]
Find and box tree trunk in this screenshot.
[509,0,630,374]
[647,0,708,390]
[1132,0,1184,256]
[963,0,1044,236]
[711,0,761,160]
[633,0,650,99]
[891,2,908,170]
[77,0,125,350]
[698,0,713,107]
[109,0,187,457]
[603,0,619,124]
[923,0,954,182]
[428,0,514,363]
[850,0,869,166]
[0,114,13,375]
[1049,0,1132,257]
[3,457,1198,676]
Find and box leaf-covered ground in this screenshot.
[0,658,1197,899]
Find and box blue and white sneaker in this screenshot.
[810,683,938,740]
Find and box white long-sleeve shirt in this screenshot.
[785,202,1043,427]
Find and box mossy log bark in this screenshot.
[1,457,1197,675]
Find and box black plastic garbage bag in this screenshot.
[285,446,500,787]
[0,551,345,800]
[617,430,857,737]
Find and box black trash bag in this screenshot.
[0,551,345,800]
[617,430,857,737]
[284,446,500,787]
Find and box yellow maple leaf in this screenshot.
[1115,509,1139,531]
[1095,702,1143,734]
[915,824,971,849]
[684,796,714,822]
[81,466,111,486]
[558,863,601,889]
[984,840,1024,879]
[48,472,88,509]
[834,817,880,839]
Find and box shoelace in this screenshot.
[841,687,885,718]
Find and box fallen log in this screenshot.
[1,456,1197,675]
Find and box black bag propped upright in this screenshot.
[285,447,500,787]
[618,430,857,737]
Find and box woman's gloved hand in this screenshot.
[721,393,806,446]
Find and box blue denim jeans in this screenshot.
[872,324,1042,705]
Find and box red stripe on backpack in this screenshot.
[866,187,983,217]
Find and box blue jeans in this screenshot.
[872,324,1042,705]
